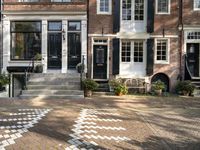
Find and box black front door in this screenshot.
[68,33,81,69]
[93,45,107,79]
[187,43,200,77]
[48,33,62,69]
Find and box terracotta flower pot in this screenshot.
[182,90,189,96]
[84,90,92,97]
[155,89,162,96]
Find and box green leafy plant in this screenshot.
[82,79,99,91]
[114,84,128,96]
[175,81,195,96]
[34,53,42,60]
[151,80,166,91]
[0,73,9,91]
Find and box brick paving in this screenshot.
[0,95,199,150]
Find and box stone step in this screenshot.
[20,95,84,100]
[22,90,83,95]
[29,73,80,78]
[193,89,200,97]
[27,85,80,90]
[27,80,80,85]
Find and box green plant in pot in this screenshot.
[34,53,43,73]
[151,80,165,96]
[76,63,85,73]
[175,81,195,96]
[114,83,128,96]
[82,79,98,97]
[0,73,10,91]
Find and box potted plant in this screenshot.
[0,73,9,91]
[76,63,85,73]
[114,84,128,96]
[108,78,123,92]
[175,81,195,96]
[82,79,98,97]
[34,53,43,73]
[151,80,165,96]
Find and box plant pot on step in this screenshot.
[84,90,92,97]
[182,90,189,96]
[154,89,162,96]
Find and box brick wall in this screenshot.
[3,2,87,12]
[183,0,200,26]
[153,38,180,91]
[153,0,179,35]
[88,0,113,34]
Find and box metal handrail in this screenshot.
[80,55,85,90]
[24,57,35,89]
[185,54,194,80]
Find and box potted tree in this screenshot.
[34,53,43,73]
[175,81,195,96]
[0,73,9,91]
[82,79,98,97]
[151,80,165,96]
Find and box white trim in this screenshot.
[91,37,109,79]
[155,0,171,15]
[154,38,170,64]
[193,0,200,11]
[150,35,178,38]
[96,0,112,15]
[88,34,116,37]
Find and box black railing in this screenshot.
[80,55,85,90]
[24,57,35,89]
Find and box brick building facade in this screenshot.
[0,0,200,92]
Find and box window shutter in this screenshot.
[113,0,120,33]
[146,39,154,76]
[147,0,154,33]
[112,38,120,75]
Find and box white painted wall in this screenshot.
[119,40,147,78]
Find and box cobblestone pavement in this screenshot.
[0,95,200,150]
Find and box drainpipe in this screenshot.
[178,0,183,80]
[0,0,3,74]
[86,0,89,78]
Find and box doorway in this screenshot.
[93,45,108,79]
[186,43,200,77]
[48,33,62,69]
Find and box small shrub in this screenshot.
[82,79,98,91]
[175,81,195,95]
[0,73,9,91]
[151,80,166,91]
[114,84,128,96]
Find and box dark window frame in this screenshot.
[68,21,81,31]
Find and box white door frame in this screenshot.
[91,37,110,80]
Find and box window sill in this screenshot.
[154,61,169,65]
[97,12,112,15]
[156,12,170,15]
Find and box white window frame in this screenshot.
[120,40,144,63]
[155,38,170,64]
[97,0,112,15]
[194,0,200,10]
[155,0,171,15]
